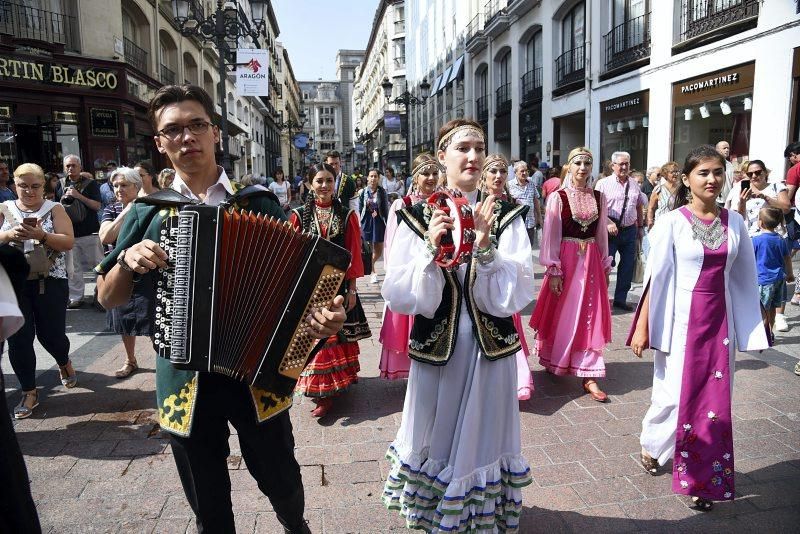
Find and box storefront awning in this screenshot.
[446,55,465,86]
[434,66,453,95]
[429,73,444,96]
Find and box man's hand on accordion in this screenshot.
[306,295,347,339]
[124,239,169,274]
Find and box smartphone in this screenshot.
[22,217,38,226]
[741,179,750,191]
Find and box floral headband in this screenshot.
[437,124,485,151]
[482,154,508,174]
[411,157,441,178]
[569,152,593,165]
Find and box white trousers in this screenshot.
[67,234,102,301]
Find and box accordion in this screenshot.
[153,203,351,396]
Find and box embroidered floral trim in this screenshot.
[675,421,734,499]
[564,186,598,233]
[409,319,448,351]
[479,316,519,345]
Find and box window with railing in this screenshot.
[521,67,543,103]
[476,95,489,123]
[124,37,148,73]
[160,64,176,85]
[604,12,651,72]
[466,13,484,41]
[496,84,511,114]
[554,45,585,89]
[678,0,759,43]
[0,1,79,51]
[484,0,508,23]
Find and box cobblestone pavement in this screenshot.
[4,258,800,533]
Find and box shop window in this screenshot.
[673,96,752,163]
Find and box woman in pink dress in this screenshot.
[530,147,613,401]
[481,153,534,400]
[629,145,769,511]
[379,153,440,379]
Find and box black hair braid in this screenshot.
[301,189,315,232]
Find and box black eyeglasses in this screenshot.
[745,170,763,177]
[157,121,212,140]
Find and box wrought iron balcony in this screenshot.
[496,83,511,115]
[521,67,543,103]
[476,95,489,123]
[0,1,79,51]
[484,0,508,24]
[554,45,585,91]
[466,13,484,42]
[604,13,650,73]
[678,0,759,44]
[160,64,176,86]
[394,56,406,69]
[124,37,148,73]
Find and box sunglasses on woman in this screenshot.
[745,170,762,177]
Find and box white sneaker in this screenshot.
[774,313,790,332]
[369,273,378,284]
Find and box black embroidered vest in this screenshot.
[396,198,529,365]
[291,202,352,296]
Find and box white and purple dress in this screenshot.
[629,207,769,501]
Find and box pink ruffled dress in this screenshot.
[378,194,426,379]
[530,187,613,377]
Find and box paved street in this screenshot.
[3,259,800,533]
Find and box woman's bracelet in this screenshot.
[423,231,439,258]
[545,265,563,278]
[475,244,495,266]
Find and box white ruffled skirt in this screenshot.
[383,321,531,532]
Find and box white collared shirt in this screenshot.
[171,166,234,207]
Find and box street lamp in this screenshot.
[277,110,307,177]
[381,77,430,175]
[171,0,266,175]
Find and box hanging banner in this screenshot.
[236,49,269,96]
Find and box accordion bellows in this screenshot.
[154,205,351,396]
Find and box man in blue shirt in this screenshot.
[0,162,17,201]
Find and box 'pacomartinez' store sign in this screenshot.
[0,55,119,90]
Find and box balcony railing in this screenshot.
[466,13,484,41]
[554,45,585,90]
[678,0,759,43]
[0,1,79,51]
[476,95,489,123]
[394,19,405,33]
[521,67,543,103]
[160,64,176,86]
[495,83,511,115]
[394,56,406,69]
[484,0,508,23]
[604,13,651,73]
[124,37,148,73]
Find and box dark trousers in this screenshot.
[169,372,304,534]
[608,225,637,304]
[0,354,42,533]
[8,278,70,391]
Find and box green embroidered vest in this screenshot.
[396,198,529,365]
[95,183,291,437]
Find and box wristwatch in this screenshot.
[116,248,135,273]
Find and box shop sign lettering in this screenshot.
[604,97,640,112]
[90,108,119,138]
[681,73,739,94]
[0,56,118,90]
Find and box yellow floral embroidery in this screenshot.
[159,375,198,436]
[251,387,293,422]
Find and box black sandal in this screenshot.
[691,496,714,511]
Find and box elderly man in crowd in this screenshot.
[595,151,641,311]
[62,155,103,309]
[715,140,736,207]
[508,160,542,246]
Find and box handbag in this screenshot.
[362,239,373,276]
[61,178,88,224]
[632,238,645,285]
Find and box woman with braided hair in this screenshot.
[289,163,371,418]
[378,153,440,380]
[530,147,613,402]
[382,119,534,532]
[481,153,534,401]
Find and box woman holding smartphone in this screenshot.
[0,163,75,419]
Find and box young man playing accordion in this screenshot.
[96,85,346,534]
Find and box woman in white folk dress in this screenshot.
[629,145,770,511]
[381,119,535,532]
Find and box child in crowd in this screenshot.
[753,207,793,338]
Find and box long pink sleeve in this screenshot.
[538,192,563,275]
[595,192,613,272]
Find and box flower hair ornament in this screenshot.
[437,124,486,151]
